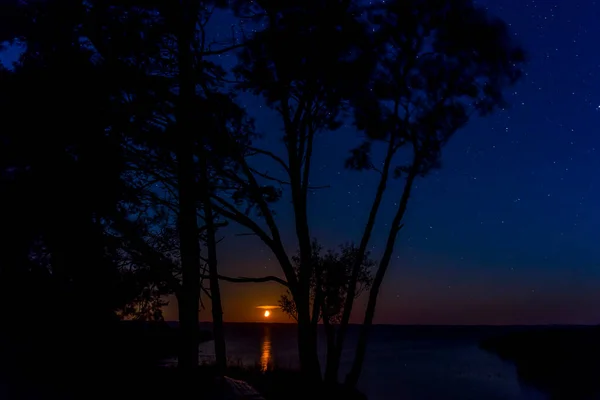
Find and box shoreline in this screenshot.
[480,325,600,399]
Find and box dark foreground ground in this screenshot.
[3,365,366,400]
[7,321,598,400]
[0,321,365,400]
[480,325,600,400]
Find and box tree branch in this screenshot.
[301,127,316,197]
[204,42,246,56]
[248,167,290,186]
[201,286,212,299]
[200,274,288,287]
[236,154,290,262]
[247,146,291,174]
[211,195,275,247]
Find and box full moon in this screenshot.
[264,310,270,318]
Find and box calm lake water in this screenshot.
[187,323,549,400]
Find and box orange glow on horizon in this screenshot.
[264,310,270,317]
[256,305,279,310]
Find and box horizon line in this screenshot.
[161,321,599,327]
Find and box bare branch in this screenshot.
[235,232,257,237]
[211,196,275,247]
[301,127,316,197]
[201,274,288,287]
[234,156,292,274]
[249,167,290,185]
[247,167,328,190]
[204,42,246,57]
[247,146,291,174]
[201,286,212,299]
[238,13,268,20]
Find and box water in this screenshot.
[192,323,549,400]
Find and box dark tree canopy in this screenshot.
[234,0,376,134]
[350,0,525,176]
[0,15,134,318]
[339,0,525,386]
[0,0,526,390]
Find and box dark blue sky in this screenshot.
[3,0,599,324]
[204,0,600,324]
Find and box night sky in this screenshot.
[4,0,600,324]
[191,0,600,325]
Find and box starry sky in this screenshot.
[3,0,600,324]
[176,0,600,325]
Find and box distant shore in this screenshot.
[480,325,600,399]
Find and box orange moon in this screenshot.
[264,310,271,317]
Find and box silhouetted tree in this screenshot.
[0,0,162,374]
[215,0,376,382]
[219,0,524,386]
[338,0,525,386]
[0,0,241,374]
[278,241,374,382]
[82,0,247,372]
[0,0,526,390]
[279,242,373,325]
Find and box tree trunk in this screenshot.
[175,0,201,371]
[176,288,198,370]
[323,316,338,384]
[345,166,418,387]
[201,158,227,375]
[287,124,319,382]
[295,244,321,384]
[330,139,396,380]
[297,314,322,384]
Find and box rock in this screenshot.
[219,376,265,400]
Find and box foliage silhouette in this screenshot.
[0,0,526,394]
[0,0,171,381]
[0,0,247,374]
[340,0,525,386]
[278,241,374,383]
[82,0,253,372]
[278,241,374,324]
[218,0,525,386]
[215,0,376,382]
